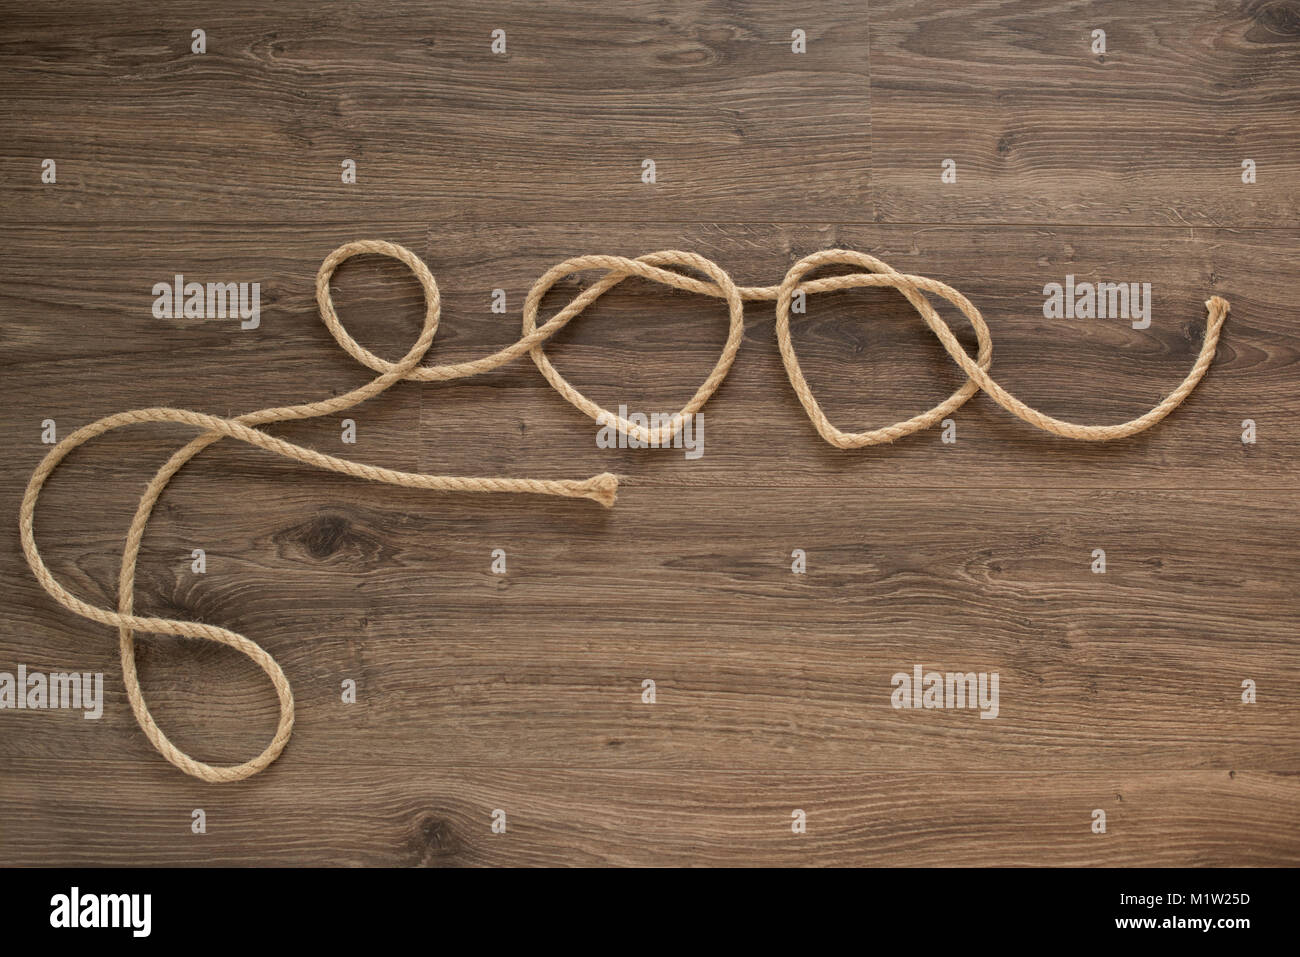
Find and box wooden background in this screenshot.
[1,0,1297,866]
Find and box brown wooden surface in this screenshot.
[1,1,1297,866]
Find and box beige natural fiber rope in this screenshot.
[20,240,1230,782]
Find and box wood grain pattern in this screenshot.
[869,0,1300,225]
[3,762,1294,866]
[1,0,1296,866]
[0,0,872,223]
[4,480,1296,771]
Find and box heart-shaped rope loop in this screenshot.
[522,251,746,446]
[773,249,995,448]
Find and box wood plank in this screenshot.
[5,481,1294,772]
[868,0,1300,225]
[0,0,871,223]
[2,762,1294,866]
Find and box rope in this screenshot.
[19,240,1230,782]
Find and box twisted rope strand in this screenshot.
[20,240,1229,782]
[21,240,619,783]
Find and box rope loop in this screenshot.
[774,248,995,448]
[522,251,746,445]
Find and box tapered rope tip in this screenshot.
[580,472,621,508]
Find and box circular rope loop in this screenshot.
[315,238,442,378]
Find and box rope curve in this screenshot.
[20,239,1230,782]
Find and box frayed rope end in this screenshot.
[579,472,621,508]
[1206,295,1231,319]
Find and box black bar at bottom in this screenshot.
[0,866,1282,943]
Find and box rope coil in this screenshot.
[20,239,1230,781]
